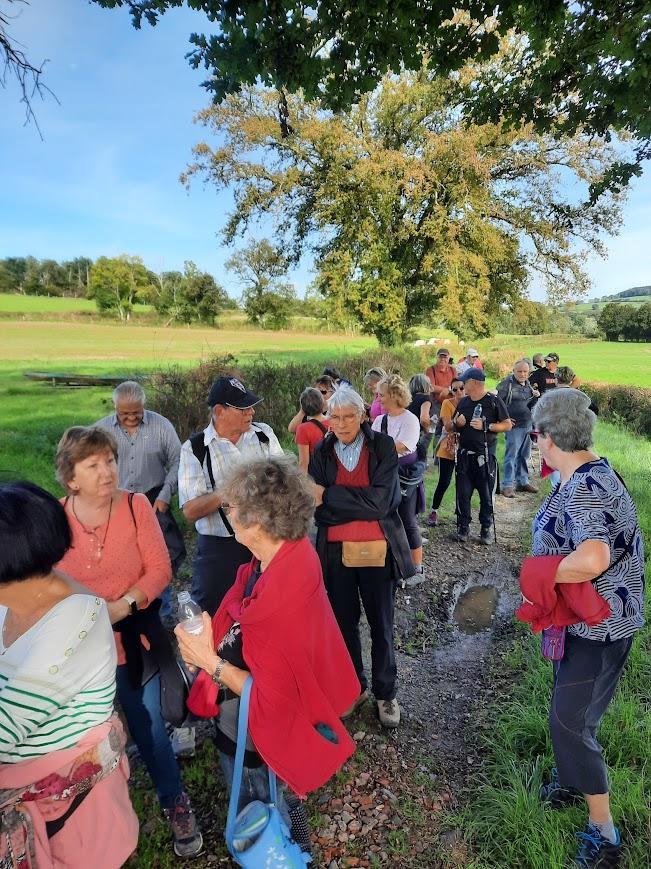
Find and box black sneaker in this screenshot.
[479,527,492,545]
[574,824,622,868]
[456,528,469,543]
[540,768,583,808]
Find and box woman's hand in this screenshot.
[174,612,218,674]
[107,598,131,624]
[313,483,325,506]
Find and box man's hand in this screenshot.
[313,483,325,507]
[469,417,484,430]
[531,384,540,397]
[455,414,466,428]
[154,499,169,513]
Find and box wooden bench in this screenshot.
[23,372,147,388]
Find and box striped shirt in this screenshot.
[0,595,116,762]
[178,420,284,536]
[334,430,364,471]
[532,458,645,641]
[95,410,182,504]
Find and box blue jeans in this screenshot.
[219,752,291,830]
[116,667,183,809]
[502,425,531,488]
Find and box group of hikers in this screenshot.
[0,345,644,869]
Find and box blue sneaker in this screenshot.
[575,824,622,868]
[540,767,583,808]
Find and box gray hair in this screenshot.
[513,358,531,371]
[363,367,387,387]
[300,387,325,418]
[219,455,314,540]
[327,386,365,416]
[532,388,596,452]
[113,380,145,406]
[409,373,431,395]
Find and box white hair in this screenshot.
[112,380,146,406]
[327,386,365,416]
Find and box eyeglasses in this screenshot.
[319,389,329,396]
[450,386,464,393]
[529,430,543,437]
[329,414,359,424]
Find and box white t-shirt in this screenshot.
[372,410,421,452]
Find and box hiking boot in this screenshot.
[341,690,369,720]
[574,824,622,868]
[456,528,469,543]
[377,698,400,729]
[502,486,515,498]
[171,726,196,758]
[426,509,439,527]
[540,768,583,808]
[479,527,492,546]
[164,792,203,858]
[517,482,539,493]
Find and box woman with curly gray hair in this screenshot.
[531,389,644,869]
[175,455,359,857]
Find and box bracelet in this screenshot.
[211,658,227,686]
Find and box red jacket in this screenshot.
[187,537,360,797]
[516,555,611,632]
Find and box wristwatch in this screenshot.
[122,593,138,615]
[211,658,227,686]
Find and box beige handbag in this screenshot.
[341,539,388,568]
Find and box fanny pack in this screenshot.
[341,540,387,568]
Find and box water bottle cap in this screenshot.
[177,591,191,603]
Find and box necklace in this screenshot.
[71,496,113,569]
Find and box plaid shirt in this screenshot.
[178,420,283,536]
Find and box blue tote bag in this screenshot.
[225,676,311,867]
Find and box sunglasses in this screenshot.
[319,389,329,395]
[450,386,464,393]
[529,430,544,437]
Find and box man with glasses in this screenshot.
[178,376,283,616]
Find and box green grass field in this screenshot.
[568,295,651,313]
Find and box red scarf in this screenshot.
[188,537,360,797]
[516,555,611,632]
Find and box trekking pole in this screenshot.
[482,419,498,544]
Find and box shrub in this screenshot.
[148,346,428,443]
[582,382,651,438]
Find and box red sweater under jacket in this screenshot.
[187,537,360,797]
[516,555,611,632]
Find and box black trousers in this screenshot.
[323,542,397,701]
[456,451,496,531]
[431,457,455,510]
[191,534,251,617]
[398,487,422,550]
[551,633,633,795]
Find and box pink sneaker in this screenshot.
[426,510,439,527]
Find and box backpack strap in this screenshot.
[380,414,388,435]
[188,432,233,536]
[127,491,136,528]
[307,418,328,436]
[252,424,270,446]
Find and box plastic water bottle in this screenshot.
[177,591,204,635]
[472,404,483,421]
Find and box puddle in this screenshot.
[452,585,499,634]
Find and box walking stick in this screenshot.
[482,419,498,544]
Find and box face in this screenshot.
[463,378,484,400]
[214,403,255,436]
[329,406,363,445]
[546,359,558,372]
[436,354,449,366]
[513,363,530,383]
[535,431,558,469]
[316,382,335,401]
[69,450,118,498]
[222,503,268,555]
[365,378,380,395]
[115,398,144,431]
[468,354,479,364]
[378,386,399,413]
[449,381,465,402]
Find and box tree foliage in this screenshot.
[598,302,651,342]
[0,256,92,297]
[225,238,296,329]
[88,255,153,321]
[150,260,228,325]
[183,70,625,344]
[93,0,651,188]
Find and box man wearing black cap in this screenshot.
[529,352,559,396]
[178,376,283,614]
[447,369,511,544]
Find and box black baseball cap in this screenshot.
[436,347,450,356]
[461,368,486,383]
[207,376,262,408]
[544,352,560,362]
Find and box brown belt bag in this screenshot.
[342,539,387,568]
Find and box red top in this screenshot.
[295,418,330,455]
[58,492,171,665]
[327,446,385,542]
[426,363,458,398]
[187,538,360,797]
[516,555,611,632]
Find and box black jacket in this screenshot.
[308,422,413,580]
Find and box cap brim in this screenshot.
[225,393,262,409]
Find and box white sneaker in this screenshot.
[377,698,401,729]
[171,726,196,758]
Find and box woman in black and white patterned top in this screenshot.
[531,388,644,869]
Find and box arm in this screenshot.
[297,443,310,472]
[175,612,250,695]
[178,440,223,522]
[419,400,432,432]
[554,540,611,584]
[156,421,182,507]
[287,408,304,435]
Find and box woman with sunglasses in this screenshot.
[426,377,464,527]
[287,376,337,435]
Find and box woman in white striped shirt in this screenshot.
[0,481,137,869]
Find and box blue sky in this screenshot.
[1,0,650,302]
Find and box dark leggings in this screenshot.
[398,486,421,550]
[431,458,455,510]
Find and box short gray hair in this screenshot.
[513,359,530,371]
[327,386,365,416]
[113,380,145,405]
[219,455,313,541]
[300,387,324,418]
[409,373,431,395]
[363,367,387,387]
[532,388,596,452]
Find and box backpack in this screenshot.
[189,426,271,536]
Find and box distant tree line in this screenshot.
[0,256,93,297]
[598,303,651,342]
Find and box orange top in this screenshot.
[435,398,459,461]
[58,492,171,665]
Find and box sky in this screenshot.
[1,0,650,302]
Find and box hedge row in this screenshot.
[148,346,428,443]
[581,382,651,439]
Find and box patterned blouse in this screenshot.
[532,458,645,641]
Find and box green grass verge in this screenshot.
[456,420,651,869]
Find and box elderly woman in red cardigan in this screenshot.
[175,455,359,857]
